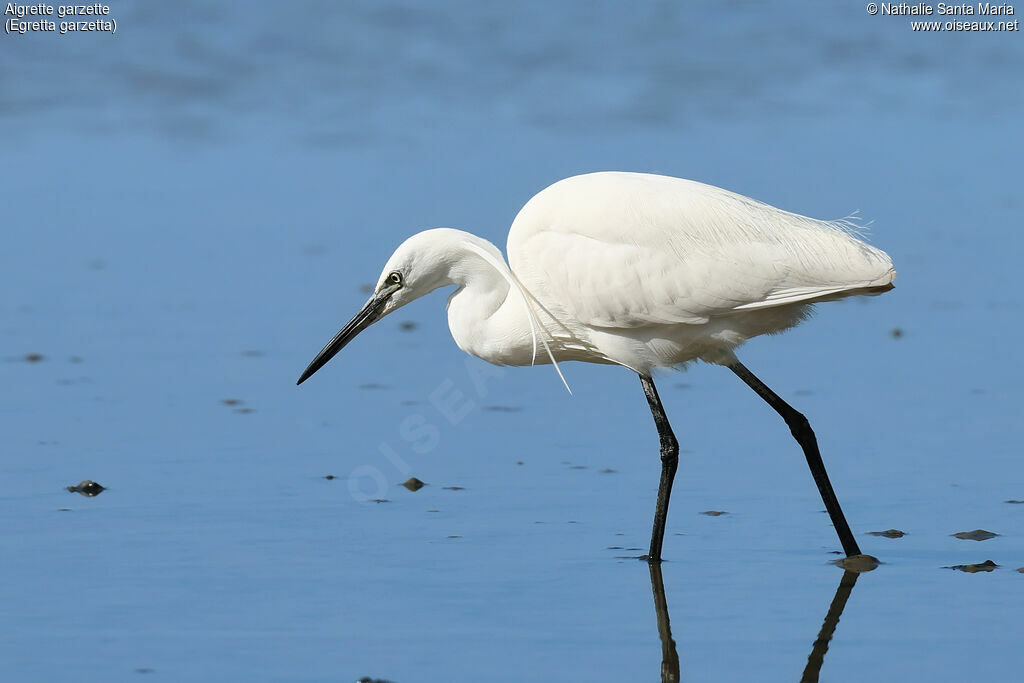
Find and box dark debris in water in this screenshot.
[945,560,998,573]
[323,474,336,480]
[442,486,465,491]
[890,327,904,339]
[66,480,105,497]
[1017,567,1024,573]
[371,498,390,504]
[600,468,617,473]
[398,320,418,332]
[867,529,906,538]
[402,477,426,491]
[831,554,880,573]
[447,534,462,539]
[24,352,45,363]
[221,398,242,406]
[1005,499,1024,504]
[951,529,999,541]
[700,510,728,516]
[357,677,395,683]
[233,407,255,414]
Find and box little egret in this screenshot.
[297,172,895,562]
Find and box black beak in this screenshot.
[296,283,400,385]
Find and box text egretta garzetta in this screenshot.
[297,172,895,562]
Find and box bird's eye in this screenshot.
[387,271,403,286]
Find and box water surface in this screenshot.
[2,2,1022,681]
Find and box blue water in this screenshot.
[3,2,1022,681]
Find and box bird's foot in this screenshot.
[832,554,881,572]
[637,554,664,564]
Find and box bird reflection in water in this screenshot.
[648,564,873,683]
[648,563,680,683]
[799,569,864,683]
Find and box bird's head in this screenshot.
[295,229,464,385]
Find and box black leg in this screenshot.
[727,361,862,557]
[640,374,679,563]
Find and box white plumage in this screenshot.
[349,171,895,378]
[297,171,896,563]
[502,172,895,374]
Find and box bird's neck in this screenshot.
[444,238,534,366]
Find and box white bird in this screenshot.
[297,172,895,562]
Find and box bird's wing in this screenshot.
[507,172,895,329]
